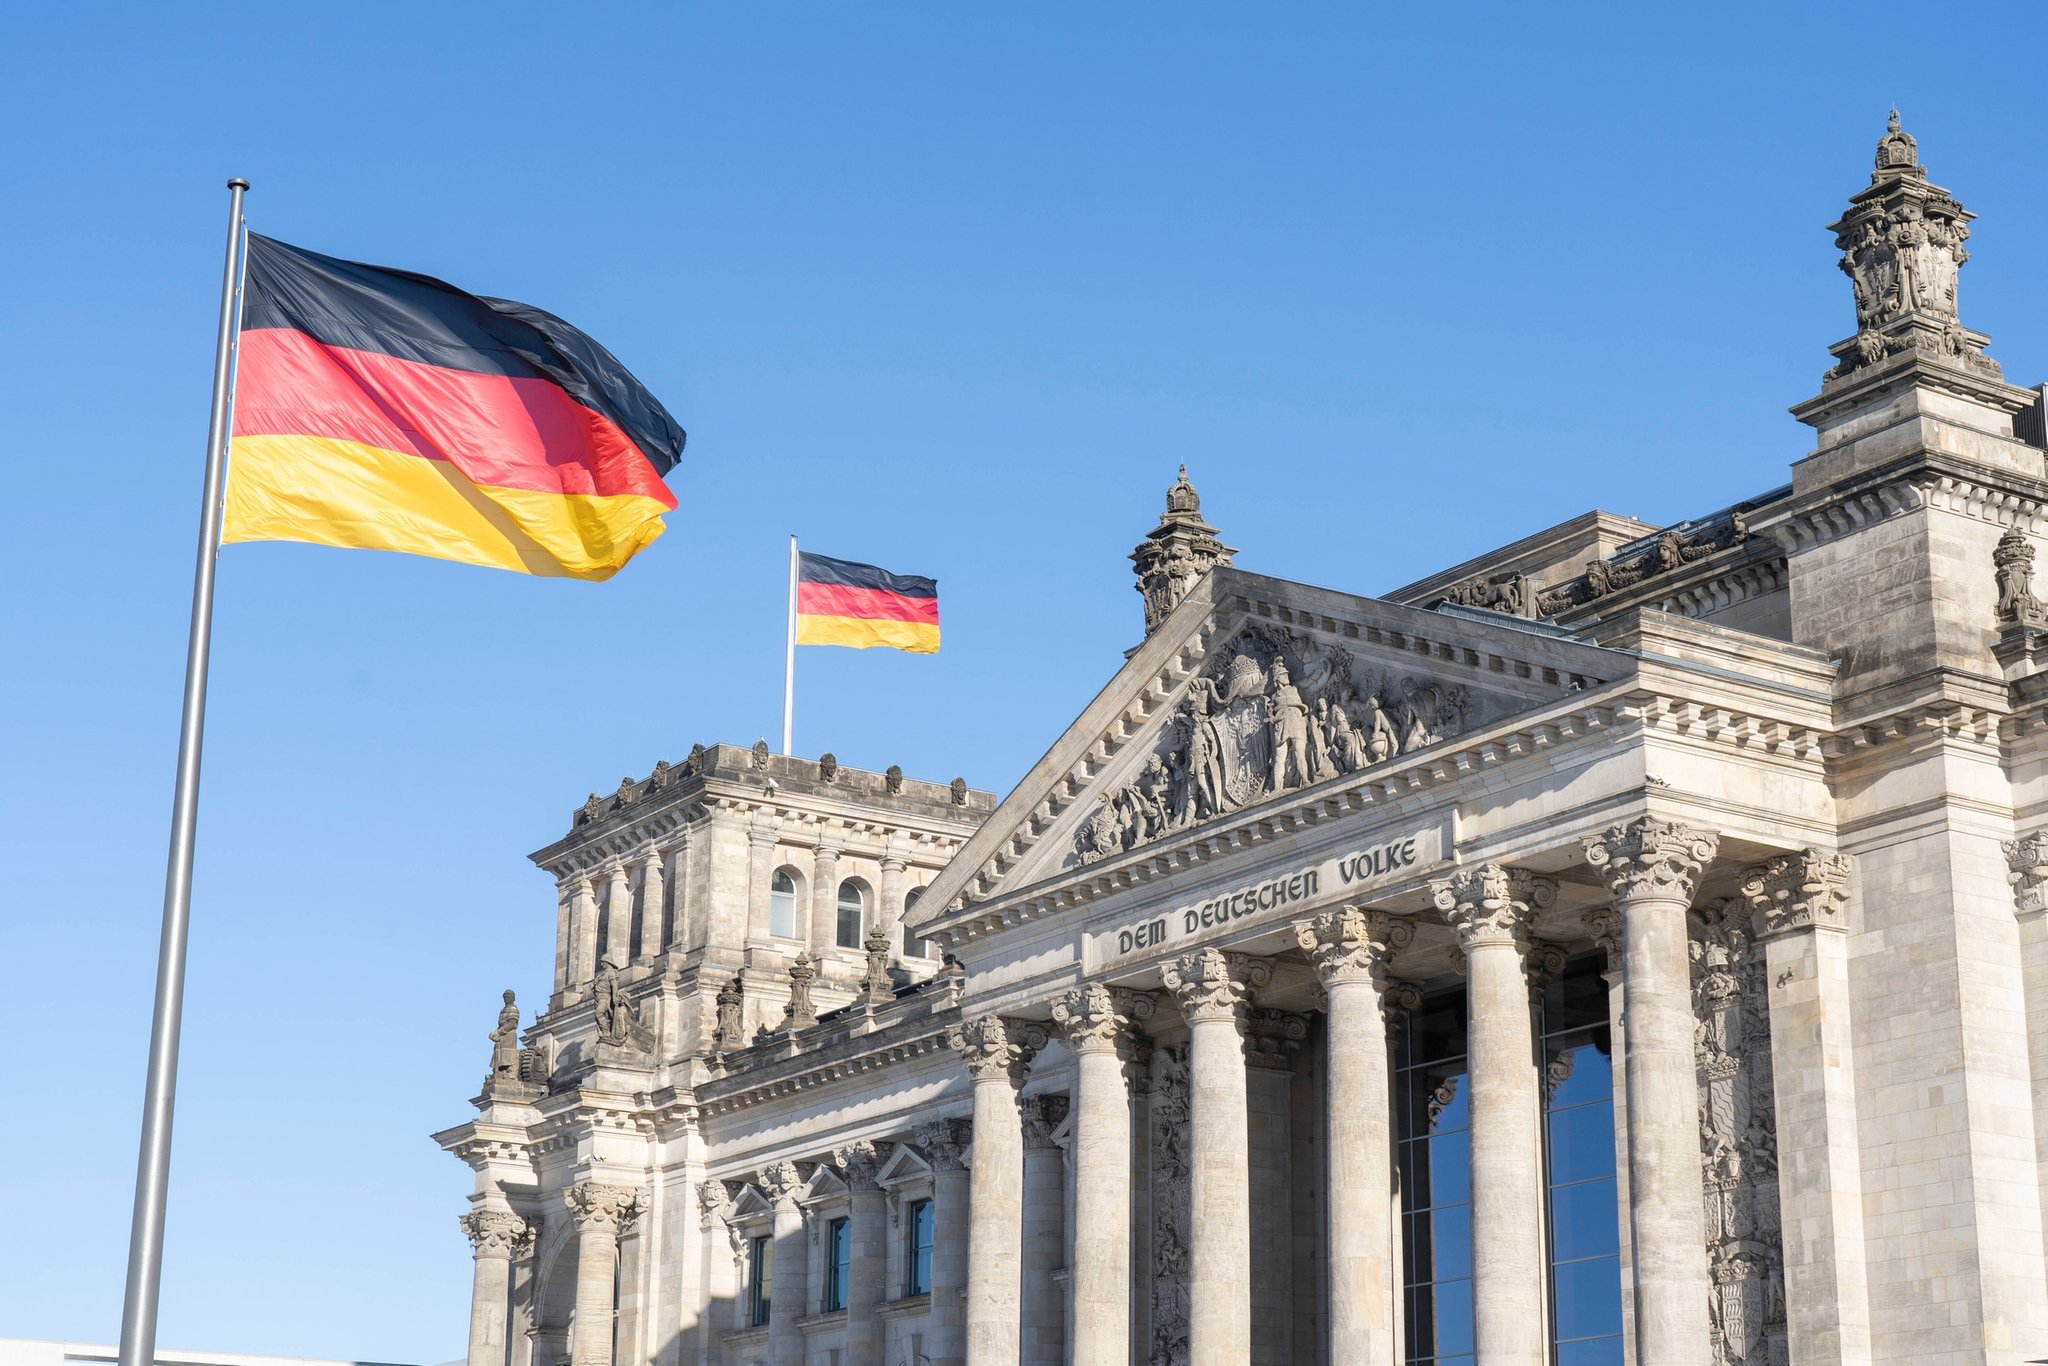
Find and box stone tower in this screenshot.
[1131,465,1235,634]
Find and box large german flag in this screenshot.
[225,235,684,580]
[796,551,939,653]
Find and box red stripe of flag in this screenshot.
[797,581,940,625]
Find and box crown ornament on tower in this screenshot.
[1824,110,2001,384]
[1132,465,1235,635]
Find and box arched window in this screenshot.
[837,879,866,949]
[903,887,930,958]
[770,867,800,939]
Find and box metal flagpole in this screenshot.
[117,176,250,1366]
[782,534,797,754]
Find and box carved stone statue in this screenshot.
[1265,659,1312,793]
[1994,529,2043,627]
[712,975,744,1051]
[781,953,819,1031]
[1132,466,1236,635]
[859,924,894,1005]
[592,959,631,1046]
[489,990,521,1078]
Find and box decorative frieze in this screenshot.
[1536,513,1753,618]
[1583,817,1719,903]
[1740,851,1854,938]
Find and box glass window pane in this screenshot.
[1428,1075,1470,1135]
[1549,1043,1614,1110]
[1428,1131,1470,1206]
[1547,1100,1616,1186]
[1550,1176,1620,1263]
[769,869,798,939]
[1404,1284,1434,1358]
[1556,1338,1625,1366]
[1429,1205,1472,1282]
[1553,1255,1624,1341]
[1432,1278,1474,1357]
[837,880,864,948]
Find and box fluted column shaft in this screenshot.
[462,1210,530,1366]
[761,1166,809,1366]
[834,1145,888,1366]
[950,1016,1039,1366]
[564,1184,639,1366]
[1296,909,1408,1364]
[1586,819,1719,1366]
[570,877,600,986]
[603,864,632,968]
[811,840,843,951]
[880,853,908,947]
[1434,867,1549,1366]
[1051,986,1153,1366]
[923,1125,972,1366]
[1161,949,1270,1366]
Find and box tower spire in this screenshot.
[1131,466,1234,634]
[1823,109,2000,383]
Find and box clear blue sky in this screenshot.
[3,3,2043,1359]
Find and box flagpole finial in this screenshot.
[227,177,249,191]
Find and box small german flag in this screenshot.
[796,551,939,653]
[224,235,684,581]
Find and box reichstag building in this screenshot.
[436,115,2048,1366]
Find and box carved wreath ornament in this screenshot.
[1072,625,1471,867]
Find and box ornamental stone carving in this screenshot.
[1072,623,1474,866]
[712,975,745,1050]
[1583,817,1719,903]
[781,953,820,1030]
[1149,1043,1193,1366]
[2006,831,2048,916]
[1582,907,1622,968]
[858,924,895,1004]
[460,1208,532,1257]
[1049,983,1156,1052]
[946,1014,1046,1086]
[1160,948,1271,1022]
[1431,864,1555,948]
[697,1179,734,1232]
[1292,906,1412,986]
[1740,851,1853,938]
[1133,466,1236,635]
[1242,1008,1309,1069]
[831,1141,887,1192]
[1535,511,1751,617]
[915,1117,971,1171]
[1021,1094,1071,1149]
[563,1183,641,1235]
[1994,529,2044,628]
[488,990,521,1079]
[758,1161,811,1208]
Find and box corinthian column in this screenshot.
[1583,818,1719,1366]
[1050,984,1155,1366]
[918,1119,972,1366]
[759,1163,811,1366]
[1160,948,1271,1366]
[1431,865,1551,1366]
[1746,851,1872,1363]
[2010,832,2048,1272]
[1295,907,1410,1365]
[460,1208,531,1366]
[948,1014,1045,1366]
[810,836,843,952]
[563,1183,641,1366]
[832,1144,889,1366]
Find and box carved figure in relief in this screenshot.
[489,990,521,1078]
[1363,692,1395,763]
[1265,658,1312,793]
[1183,677,1230,820]
[593,959,632,1045]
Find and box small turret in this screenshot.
[1131,466,1235,634]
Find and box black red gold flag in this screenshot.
[795,551,940,653]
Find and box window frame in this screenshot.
[825,1215,852,1311]
[835,878,867,950]
[748,1232,773,1327]
[905,1196,935,1296]
[768,866,801,940]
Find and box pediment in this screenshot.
[911,567,1628,925]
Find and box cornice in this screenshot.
[696,1026,958,1119]
[1760,455,2048,558]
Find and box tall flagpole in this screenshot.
[118,176,249,1366]
[782,534,797,754]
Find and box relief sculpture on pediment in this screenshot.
[1071,625,1472,867]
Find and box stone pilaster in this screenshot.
[553,884,573,996]
[460,1208,532,1366]
[1583,906,1636,1366]
[1584,818,1719,1366]
[880,851,908,947]
[1294,907,1410,1366]
[1049,984,1154,1366]
[758,1162,810,1366]
[832,1143,888,1366]
[918,1119,972,1366]
[638,849,666,960]
[1159,947,1271,1366]
[948,1015,1045,1366]
[746,828,777,939]
[1021,1096,1070,1366]
[563,1183,641,1366]
[2003,831,2048,1274]
[1432,865,1551,1366]
[601,864,632,969]
[811,837,843,952]
[570,875,600,987]
[1741,851,1870,1365]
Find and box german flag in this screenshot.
[796,552,939,653]
[224,235,684,581]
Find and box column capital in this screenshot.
[459,1208,532,1257]
[1380,978,1425,1031]
[1021,1094,1070,1149]
[1160,947,1271,1023]
[916,1116,972,1171]
[831,1141,888,1192]
[563,1181,641,1235]
[1742,849,1854,937]
[1243,1007,1309,1069]
[746,828,778,850]
[697,1180,735,1231]
[1293,906,1413,987]
[880,853,908,874]
[1582,816,1719,903]
[947,1014,1047,1086]
[1581,907,1622,968]
[758,1160,814,1209]
[1523,939,1569,1001]
[1050,983,1156,1052]
[2005,830,2048,917]
[1431,864,1554,949]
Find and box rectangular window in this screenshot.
[826,1216,852,1311]
[748,1234,773,1326]
[1398,991,1472,1366]
[1543,956,1623,1366]
[907,1197,934,1295]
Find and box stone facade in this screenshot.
[441,116,2048,1366]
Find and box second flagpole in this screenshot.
[782,533,796,754]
